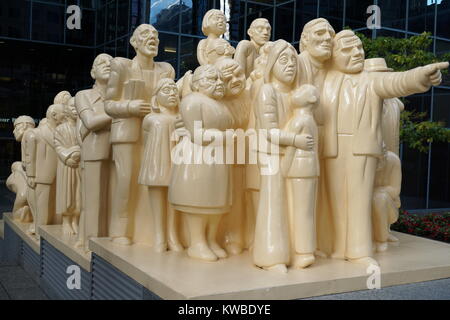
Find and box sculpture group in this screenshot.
[7,11,448,273]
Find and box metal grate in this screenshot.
[40,239,91,300]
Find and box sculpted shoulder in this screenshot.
[156,61,176,79]
[110,57,132,72]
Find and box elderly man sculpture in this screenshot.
[322,30,448,266]
[105,24,175,245]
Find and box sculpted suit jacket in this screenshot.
[75,87,111,161]
[28,122,58,185]
[105,56,175,144]
[322,67,432,159]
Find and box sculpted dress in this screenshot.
[253,83,292,268]
[54,122,81,215]
[169,92,234,214]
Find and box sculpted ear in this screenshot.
[247,28,254,39]
[90,68,96,80]
[130,35,137,49]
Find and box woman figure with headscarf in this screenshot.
[253,40,314,273]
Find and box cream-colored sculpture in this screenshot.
[373,145,402,252]
[75,53,113,250]
[322,29,448,266]
[235,18,272,77]
[6,162,31,222]
[282,84,319,269]
[298,18,336,257]
[197,9,228,65]
[54,98,81,236]
[214,58,250,255]
[27,104,66,235]
[105,24,175,245]
[12,116,35,221]
[138,78,182,252]
[169,64,234,262]
[364,58,405,156]
[253,40,313,273]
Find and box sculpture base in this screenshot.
[90,232,450,300]
[3,212,39,254]
[39,225,91,271]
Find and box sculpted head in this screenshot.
[64,97,78,121]
[54,91,72,106]
[206,38,235,64]
[11,161,22,173]
[13,116,35,142]
[202,9,227,37]
[332,30,365,74]
[264,39,297,86]
[154,78,179,110]
[248,18,271,47]
[46,104,65,126]
[215,58,246,97]
[130,24,159,58]
[191,65,225,100]
[91,53,113,83]
[300,18,335,62]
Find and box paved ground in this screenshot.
[0,182,448,300]
[0,263,48,300]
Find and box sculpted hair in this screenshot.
[299,18,335,53]
[249,18,270,30]
[13,115,35,127]
[54,91,72,105]
[191,65,218,92]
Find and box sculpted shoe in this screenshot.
[187,243,217,262]
[376,242,388,252]
[112,236,132,246]
[388,233,399,242]
[292,253,315,269]
[264,264,288,274]
[225,242,243,256]
[347,256,379,267]
[168,241,184,252]
[209,242,228,259]
[153,242,168,253]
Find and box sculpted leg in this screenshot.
[346,154,377,263]
[291,178,317,269]
[27,187,37,234]
[186,213,217,261]
[207,214,227,259]
[148,186,167,252]
[110,144,134,245]
[372,191,390,251]
[167,202,183,252]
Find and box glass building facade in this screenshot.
[0,0,449,210]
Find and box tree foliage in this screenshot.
[356,32,450,152]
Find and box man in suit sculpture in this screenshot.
[26,104,65,236]
[105,24,175,245]
[322,30,448,266]
[75,53,113,251]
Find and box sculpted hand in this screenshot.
[294,134,314,151]
[174,115,185,130]
[129,100,151,117]
[71,151,81,162]
[423,62,449,86]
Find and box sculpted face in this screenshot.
[209,12,227,35]
[305,22,334,61]
[217,61,246,97]
[249,20,271,47]
[156,81,179,109]
[66,98,78,120]
[198,68,225,100]
[207,38,235,64]
[333,36,365,74]
[132,25,159,57]
[92,54,112,82]
[273,47,297,85]
[13,123,31,142]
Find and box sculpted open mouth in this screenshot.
[231,81,242,90]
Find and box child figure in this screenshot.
[54,98,81,236]
[281,84,320,269]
